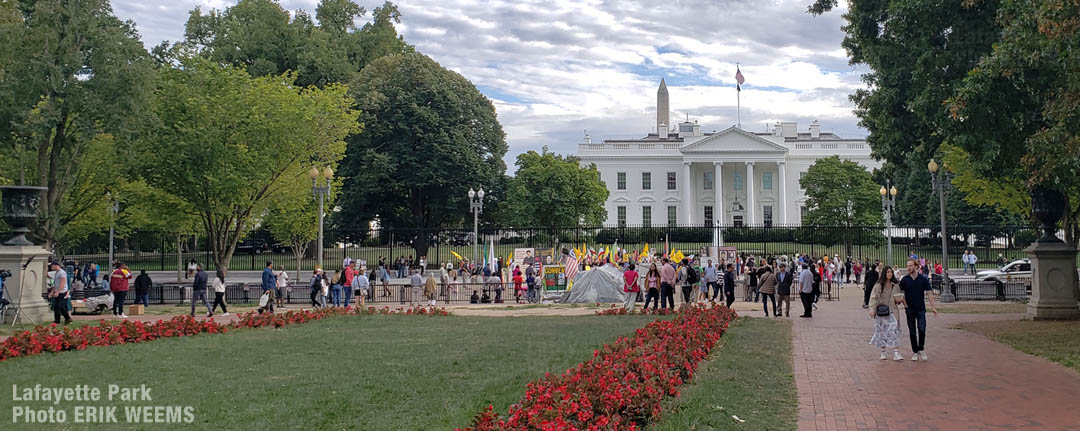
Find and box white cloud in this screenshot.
[111,0,867,170]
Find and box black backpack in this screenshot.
[686,266,700,284]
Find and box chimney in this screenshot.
[658,122,668,139]
[773,122,783,136]
[809,120,820,139]
[583,132,592,145]
[781,121,797,139]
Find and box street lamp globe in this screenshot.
[890,186,898,197]
[880,186,887,197]
[928,159,939,174]
[468,188,475,199]
[308,166,320,180]
[477,188,485,199]
[322,166,334,180]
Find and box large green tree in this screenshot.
[505,151,608,227]
[944,0,1080,246]
[800,156,883,255]
[0,0,155,249]
[134,58,359,271]
[338,52,507,261]
[808,0,1006,226]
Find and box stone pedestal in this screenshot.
[1025,241,1080,320]
[0,245,53,324]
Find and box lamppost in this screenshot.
[310,166,333,269]
[106,191,119,268]
[929,159,956,303]
[880,184,897,266]
[468,188,485,263]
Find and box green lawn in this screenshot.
[1,314,663,429]
[651,317,796,431]
[955,319,1080,373]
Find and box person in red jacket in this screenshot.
[110,262,133,318]
[623,263,640,311]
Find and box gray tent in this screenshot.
[561,265,626,303]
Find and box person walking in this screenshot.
[900,259,937,361]
[643,263,661,310]
[660,258,676,310]
[845,257,853,284]
[623,263,640,311]
[342,262,357,308]
[309,268,324,307]
[677,258,692,305]
[776,263,793,317]
[133,269,152,308]
[274,266,289,308]
[410,269,424,307]
[703,259,719,302]
[869,266,904,361]
[260,261,276,314]
[758,265,778,317]
[109,262,132,318]
[330,269,343,307]
[191,264,211,317]
[862,263,879,309]
[798,264,815,318]
[210,269,229,317]
[47,261,73,325]
[352,267,369,309]
[723,263,737,308]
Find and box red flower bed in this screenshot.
[594,305,680,316]
[1,306,451,361]
[0,315,227,361]
[460,304,738,431]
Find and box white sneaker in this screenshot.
[222,312,229,317]
[880,352,887,360]
[812,303,819,310]
[920,351,928,361]
[120,314,128,318]
[912,353,920,361]
[893,351,904,361]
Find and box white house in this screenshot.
[577,79,881,227]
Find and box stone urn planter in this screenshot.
[0,185,47,246]
[1031,184,1066,243]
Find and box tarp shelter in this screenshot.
[561,264,626,303]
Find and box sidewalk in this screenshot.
[792,287,1080,430]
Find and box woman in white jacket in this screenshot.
[210,270,229,317]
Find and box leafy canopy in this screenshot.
[505,151,608,227]
[799,156,882,227]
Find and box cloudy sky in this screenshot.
[113,0,868,171]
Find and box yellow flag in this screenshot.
[672,250,685,262]
[450,250,464,261]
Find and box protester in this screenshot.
[900,259,937,361]
[703,259,719,302]
[134,269,152,308]
[191,264,211,317]
[512,266,525,303]
[623,263,640,311]
[260,261,276,314]
[109,262,133,318]
[723,263,736,307]
[869,266,903,361]
[758,265,777,317]
[643,263,662,310]
[211,269,229,317]
[47,261,73,325]
[798,264,814,318]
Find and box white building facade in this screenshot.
[577,79,881,227]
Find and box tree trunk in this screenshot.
[176,232,182,282]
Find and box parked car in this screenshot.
[976,258,1032,284]
[235,239,269,254]
[450,232,474,246]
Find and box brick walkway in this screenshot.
[792,286,1080,431]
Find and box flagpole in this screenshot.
[736,62,741,129]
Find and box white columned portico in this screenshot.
[745,161,756,225]
[713,162,724,225]
[682,161,693,225]
[777,161,787,224]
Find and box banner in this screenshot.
[543,265,567,291]
[513,248,537,272]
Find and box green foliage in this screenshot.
[800,156,882,227]
[133,57,360,271]
[947,0,1080,245]
[0,0,155,249]
[506,151,609,227]
[337,52,507,256]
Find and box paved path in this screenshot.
[792,287,1080,431]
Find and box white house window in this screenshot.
[667,206,677,225]
[704,206,714,226]
[667,172,677,190]
[733,215,744,227]
[617,172,626,190]
[800,206,809,222]
[642,172,651,190]
[763,172,773,190]
[704,172,713,190]
[642,206,652,226]
[617,206,626,226]
[763,205,773,227]
[733,172,743,190]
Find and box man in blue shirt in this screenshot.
[900,259,937,361]
[703,259,719,301]
[261,260,276,314]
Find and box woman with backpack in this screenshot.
[680,258,699,305]
[869,266,904,361]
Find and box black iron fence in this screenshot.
[41,224,1053,274]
